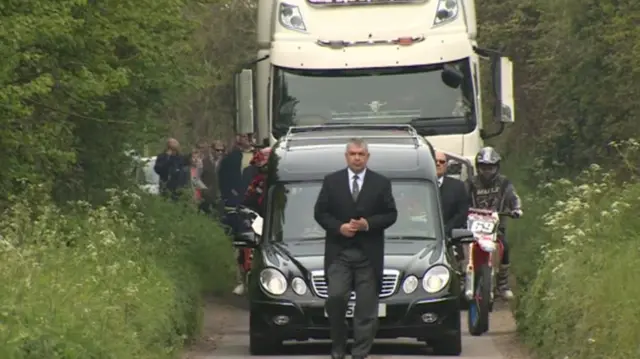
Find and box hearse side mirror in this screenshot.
[233,231,259,248]
[494,57,515,123]
[234,69,255,135]
[251,215,264,237]
[441,64,463,89]
[449,229,475,245]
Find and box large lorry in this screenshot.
[234,0,515,181]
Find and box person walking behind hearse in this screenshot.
[435,151,469,259]
[189,145,207,204]
[314,138,398,359]
[219,132,254,206]
[200,140,226,217]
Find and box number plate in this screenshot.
[324,303,387,318]
[469,219,496,234]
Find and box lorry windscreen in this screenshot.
[268,180,441,242]
[272,59,476,137]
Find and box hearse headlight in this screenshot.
[291,277,308,296]
[402,275,419,294]
[279,3,306,32]
[259,268,288,296]
[433,0,459,26]
[422,265,450,293]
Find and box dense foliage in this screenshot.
[478,1,640,357]
[478,0,640,170]
[0,0,255,204]
[1,1,250,357]
[0,189,235,358]
[503,143,640,358]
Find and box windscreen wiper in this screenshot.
[294,237,326,242]
[410,116,466,126]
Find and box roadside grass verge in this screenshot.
[506,151,640,358]
[0,189,235,359]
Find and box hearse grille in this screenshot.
[310,269,400,299]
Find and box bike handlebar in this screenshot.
[224,204,259,217]
[468,207,516,218]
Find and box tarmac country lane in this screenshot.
[183,298,532,359]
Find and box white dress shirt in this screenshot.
[348,167,366,193]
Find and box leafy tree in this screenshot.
[478,0,640,173]
[0,0,219,203]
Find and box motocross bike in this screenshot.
[460,208,515,336]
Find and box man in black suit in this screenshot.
[435,151,469,257]
[314,138,398,359]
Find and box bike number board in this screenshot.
[469,220,496,234]
[324,302,387,317]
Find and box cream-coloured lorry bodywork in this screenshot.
[252,0,507,165]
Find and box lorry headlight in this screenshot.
[259,268,288,296]
[433,0,459,25]
[291,277,308,295]
[422,265,450,293]
[279,3,306,32]
[402,275,419,294]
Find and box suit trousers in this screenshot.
[325,247,378,357]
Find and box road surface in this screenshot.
[184,298,531,359]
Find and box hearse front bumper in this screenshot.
[250,295,460,342]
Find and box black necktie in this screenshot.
[352,175,360,201]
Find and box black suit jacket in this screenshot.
[200,157,220,203]
[314,168,398,292]
[439,176,469,235]
[218,148,254,205]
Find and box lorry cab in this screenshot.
[234,124,473,356]
[235,0,516,168]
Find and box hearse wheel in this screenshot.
[249,312,282,355]
[430,333,462,356]
[249,329,282,355]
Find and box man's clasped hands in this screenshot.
[339,218,369,237]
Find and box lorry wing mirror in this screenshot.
[498,57,515,123]
[446,161,462,176]
[441,64,463,89]
[234,69,255,134]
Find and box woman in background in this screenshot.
[189,145,207,205]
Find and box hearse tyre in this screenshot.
[429,308,462,356]
[249,313,283,355]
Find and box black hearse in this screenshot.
[234,124,472,356]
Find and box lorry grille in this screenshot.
[310,269,400,299]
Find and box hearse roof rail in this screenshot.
[282,124,422,150]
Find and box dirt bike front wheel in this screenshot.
[468,264,492,336]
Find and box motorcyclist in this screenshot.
[468,146,523,300]
[231,147,271,296]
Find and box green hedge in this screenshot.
[0,190,235,359]
[507,159,640,358]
